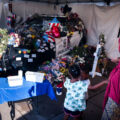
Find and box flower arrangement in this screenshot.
[97,33,108,75]
[70,45,95,70]
[8,33,20,47]
[98,33,106,59]
[0,29,9,57]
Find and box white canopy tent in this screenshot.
[0,0,120,59]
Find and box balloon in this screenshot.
[51,26,60,38]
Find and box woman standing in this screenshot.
[101,58,120,120]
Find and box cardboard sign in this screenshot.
[28,58,33,62]
[16,57,21,61]
[25,71,44,83]
[8,76,23,87]
[24,54,29,58]
[32,54,36,58]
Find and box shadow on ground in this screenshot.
[16,75,108,120]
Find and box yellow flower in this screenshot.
[31,35,36,39]
[44,73,47,76]
[18,50,22,54]
[75,55,78,58]
[67,32,74,36]
[60,67,66,73]
[67,33,70,36]
[70,32,74,35]
[29,28,33,32]
[84,44,88,48]
[60,61,66,64]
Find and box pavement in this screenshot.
[0,75,109,120]
[0,54,116,120]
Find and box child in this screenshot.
[63,64,108,120]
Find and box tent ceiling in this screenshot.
[9,0,120,6]
[10,0,120,3]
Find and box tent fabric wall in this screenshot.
[8,2,120,59]
[0,0,9,3]
[12,1,59,20]
[8,0,120,4]
[61,3,120,59]
[0,3,3,21]
[0,3,8,28]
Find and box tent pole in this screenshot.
[8,0,12,13]
[55,0,59,5]
[104,0,111,5]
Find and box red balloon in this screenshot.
[51,26,60,38]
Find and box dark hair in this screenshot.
[80,64,92,74]
[69,64,81,78]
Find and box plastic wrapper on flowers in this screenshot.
[8,33,21,47]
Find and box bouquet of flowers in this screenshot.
[98,33,108,75]
[70,45,95,70]
[0,29,9,57]
[99,33,106,59]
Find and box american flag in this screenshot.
[44,31,55,43]
[49,23,60,29]
[48,17,61,29]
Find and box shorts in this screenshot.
[64,107,83,118]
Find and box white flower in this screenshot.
[80,58,85,63]
[1,41,5,44]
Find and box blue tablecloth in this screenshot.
[0,77,56,104]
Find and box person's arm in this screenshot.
[111,58,120,63]
[62,76,66,83]
[88,80,108,90]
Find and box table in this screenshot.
[0,77,56,119]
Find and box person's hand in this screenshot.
[103,79,109,84]
[58,75,65,82]
[111,58,119,63]
[59,75,64,79]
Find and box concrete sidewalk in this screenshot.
[0,76,107,120]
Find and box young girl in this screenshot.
[63,64,108,120]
